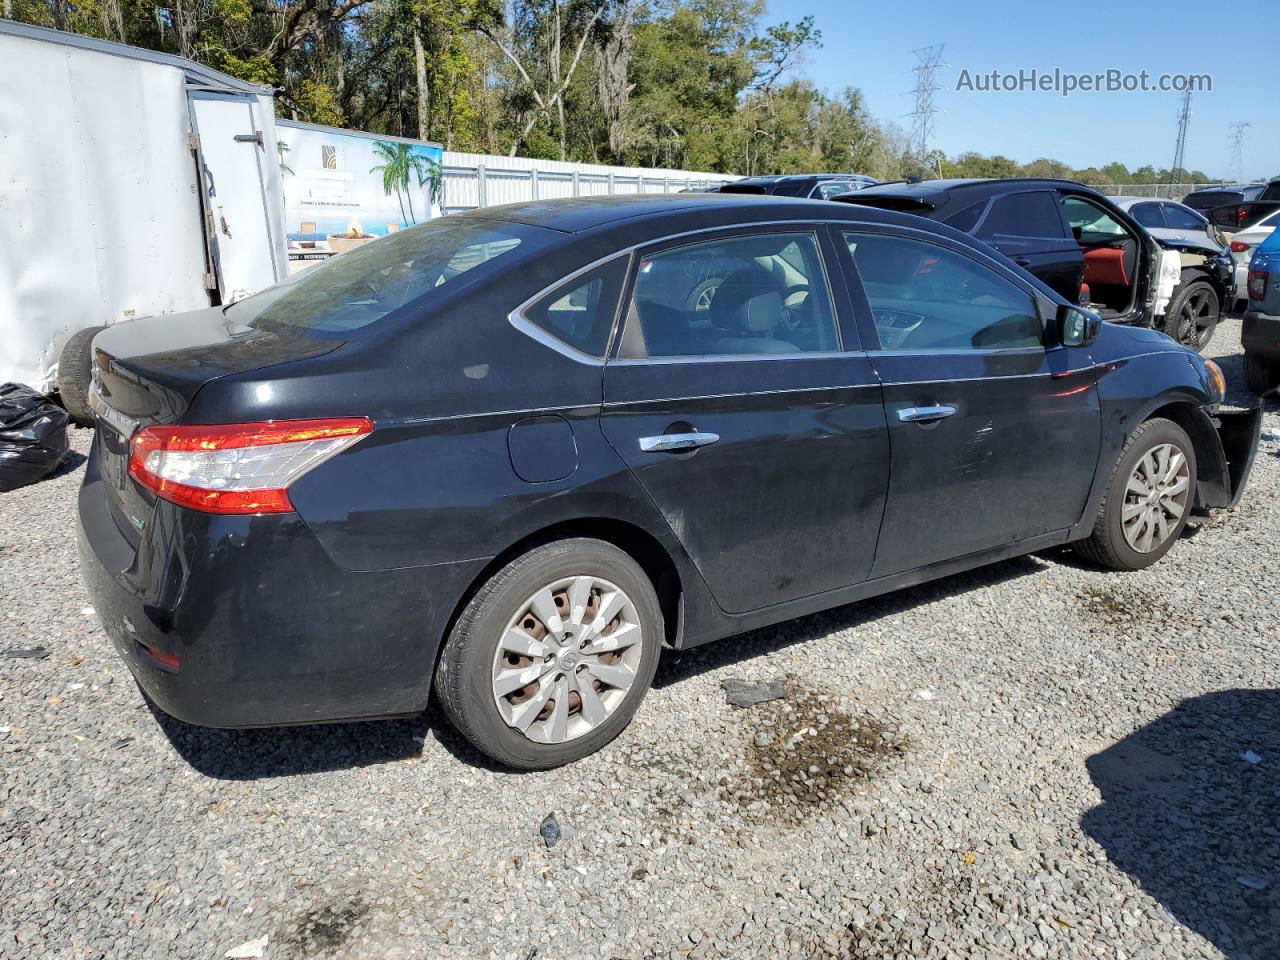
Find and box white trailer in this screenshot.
[0,21,287,414]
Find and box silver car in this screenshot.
[1115,197,1227,253]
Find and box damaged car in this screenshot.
[77,194,1262,768]
[835,178,1234,352]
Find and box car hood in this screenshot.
[1149,230,1228,258]
[1096,320,1181,355]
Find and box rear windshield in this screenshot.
[1184,191,1243,208]
[227,218,548,333]
[839,195,935,215]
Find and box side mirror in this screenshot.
[1057,304,1102,348]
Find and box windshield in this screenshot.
[227,218,547,333]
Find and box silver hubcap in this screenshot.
[1122,442,1191,553]
[491,575,643,744]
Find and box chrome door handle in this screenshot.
[638,431,720,453]
[898,405,956,423]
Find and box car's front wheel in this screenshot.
[1075,418,1197,571]
[1163,279,1219,353]
[434,538,662,769]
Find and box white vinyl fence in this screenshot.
[439,151,737,214]
[1094,183,1248,201]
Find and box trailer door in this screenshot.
[190,93,282,301]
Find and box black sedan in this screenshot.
[78,195,1262,769]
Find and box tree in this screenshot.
[371,141,442,224]
[477,0,610,157]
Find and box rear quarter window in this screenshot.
[518,258,629,359]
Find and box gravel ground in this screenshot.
[2,316,1278,960]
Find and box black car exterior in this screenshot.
[835,178,1236,351]
[720,173,878,200]
[78,195,1261,768]
[1184,180,1280,231]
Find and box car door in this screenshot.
[833,224,1102,577]
[600,226,890,614]
[189,93,284,301]
[972,190,1084,302]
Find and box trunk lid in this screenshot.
[91,307,340,421]
[88,308,342,543]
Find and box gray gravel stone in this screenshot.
[1,317,1276,959]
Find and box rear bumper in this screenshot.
[1242,309,1280,362]
[77,446,487,728]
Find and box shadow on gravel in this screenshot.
[152,697,517,779]
[1083,690,1280,959]
[151,700,435,780]
[654,555,1044,689]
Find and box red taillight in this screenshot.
[127,418,373,515]
[1238,207,1249,225]
[1248,268,1270,302]
[1230,240,1251,253]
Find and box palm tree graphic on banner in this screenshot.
[371,141,443,227]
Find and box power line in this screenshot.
[1228,121,1252,183]
[910,44,945,159]
[1169,90,1192,188]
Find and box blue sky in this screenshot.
[776,0,1277,181]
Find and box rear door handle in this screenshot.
[638,431,720,453]
[1012,256,1033,267]
[898,405,956,423]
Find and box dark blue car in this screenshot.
[78,195,1261,768]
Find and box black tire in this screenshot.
[56,325,106,427]
[1244,352,1278,396]
[1075,418,1197,571]
[434,538,663,769]
[1162,279,1219,353]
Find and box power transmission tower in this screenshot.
[910,44,945,161]
[1228,122,1251,183]
[1169,90,1192,190]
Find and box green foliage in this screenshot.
[9,0,1222,182]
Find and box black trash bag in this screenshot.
[0,383,71,493]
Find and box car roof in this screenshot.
[450,192,914,234]
[1110,196,1185,207]
[851,177,1097,200]
[732,173,858,186]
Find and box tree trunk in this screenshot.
[50,0,70,30]
[413,26,430,141]
[3,0,13,19]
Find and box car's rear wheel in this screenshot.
[434,538,662,769]
[1163,280,1219,353]
[1244,352,1278,396]
[1075,418,1197,571]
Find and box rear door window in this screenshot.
[1130,203,1167,229]
[979,192,1067,239]
[1162,204,1206,230]
[621,232,840,358]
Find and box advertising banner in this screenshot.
[276,120,443,254]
